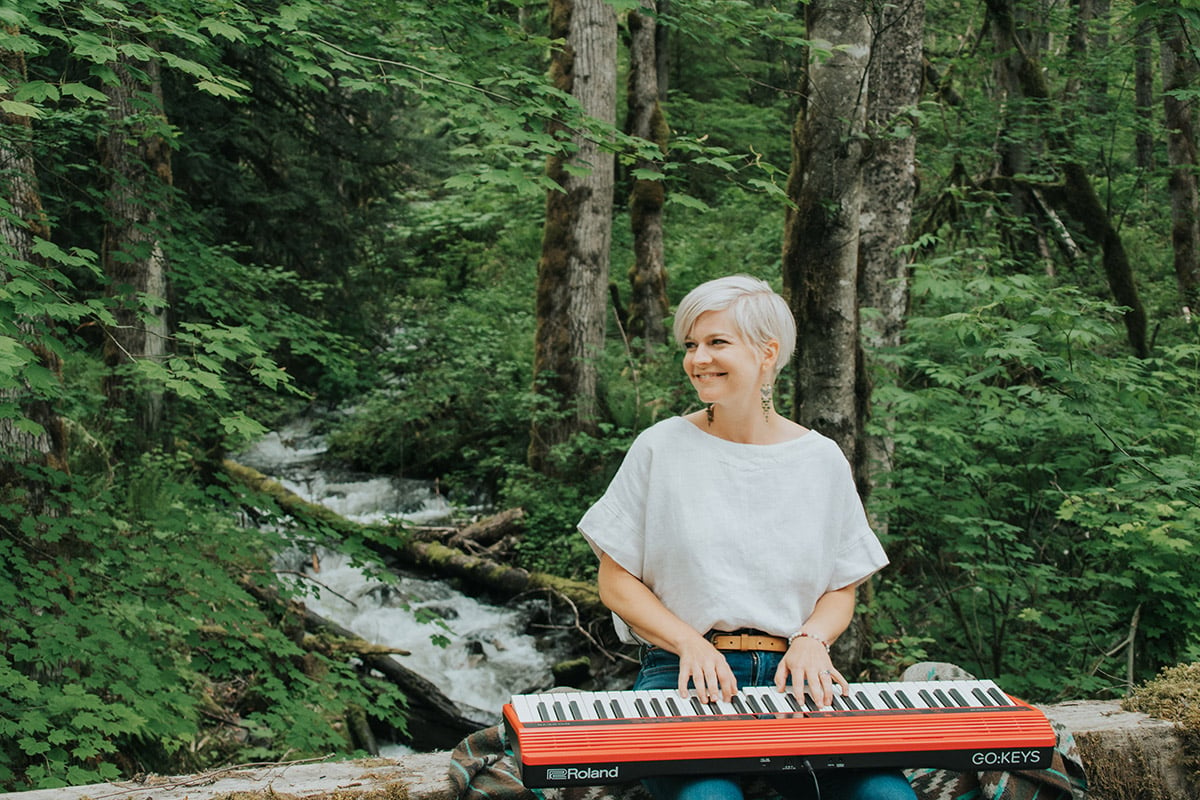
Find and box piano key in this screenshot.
[987,686,1011,706]
[511,678,1022,725]
[559,693,593,720]
[757,692,781,713]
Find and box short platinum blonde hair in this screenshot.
[672,274,796,378]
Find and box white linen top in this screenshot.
[578,416,888,643]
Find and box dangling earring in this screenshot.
[760,384,773,423]
[706,404,715,427]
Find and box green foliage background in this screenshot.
[1,0,1199,791]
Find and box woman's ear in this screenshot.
[761,339,780,374]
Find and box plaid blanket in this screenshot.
[448,665,1087,800]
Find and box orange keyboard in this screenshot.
[503,680,1055,786]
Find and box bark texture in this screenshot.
[0,37,68,510]
[1158,15,1200,319]
[857,0,924,494]
[624,2,669,353]
[782,0,872,463]
[101,51,174,450]
[530,0,618,473]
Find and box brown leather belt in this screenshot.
[707,630,789,653]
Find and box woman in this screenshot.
[578,275,916,800]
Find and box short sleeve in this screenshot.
[577,434,652,579]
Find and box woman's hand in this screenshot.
[676,634,737,702]
[596,553,735,700]
[773,634,848,708]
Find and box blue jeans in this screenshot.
[633,649,917,800]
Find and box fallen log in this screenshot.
[224,459,631,693]
[447,507,526,550]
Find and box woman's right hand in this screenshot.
[676,634,736,702]
[596,553,735,701]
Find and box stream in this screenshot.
[236,419,558,744]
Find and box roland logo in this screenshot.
[544,766,621,781]
[971,749,1043,767]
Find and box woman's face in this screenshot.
[682,309,774,406]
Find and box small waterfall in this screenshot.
[237,419,556,738]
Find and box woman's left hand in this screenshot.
[772,635,849,708]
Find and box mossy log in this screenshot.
[223,458,606,623]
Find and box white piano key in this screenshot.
[511,693,538,722]
[508,679,1019,725]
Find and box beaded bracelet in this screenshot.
[787,631,831,652]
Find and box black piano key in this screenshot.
[552,700,566,720]
[730,695,747,714]
[949,689,969,707]
[666,696,682,716]
[878,690,898,709]
[895,690,915,709]
[593,699,608,719]
[744,694,762,713]
[537,701,551,721]
[988,687,1011,705]
[690,696,707,715]
[759,693,780,713]
[855,691,874,709]
[568,700,582,720]
[839,692,858,710]
[610,699,627,718]
[933,689,953,707]
[971,687,994,706]
[650,697,665,717]
[785,693,803,712]
[919,689,940,707]
[634,698,650,717]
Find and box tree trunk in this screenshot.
[624,1,669,353]
[984,0,1149,357]
[529,0,618,473]
[782,0,872,463]
[856,0,924,499]
[656,0,671,100]
[101,49,175,453]
[1134,19,1155,171]
[1158,14,1200,319]
[0,38,68,512]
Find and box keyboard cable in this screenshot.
[802,760,821,800]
